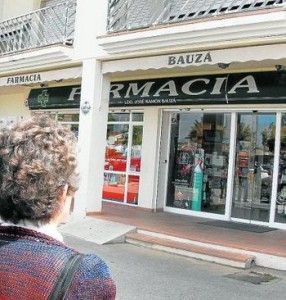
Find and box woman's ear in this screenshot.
[51,185,71,226]
[58,185,68,203]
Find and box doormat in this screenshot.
[199,220,277,233]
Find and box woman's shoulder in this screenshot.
[69,253,116,300]
[77,253,113,279]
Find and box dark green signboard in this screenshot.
[109,71,286,107]
[28,85,81,109]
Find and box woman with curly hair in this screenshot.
[0,114,116,300]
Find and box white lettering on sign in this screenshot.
[110,75,259,99]
[125,82,155,98]
[67,87,81,101]
[228,75,259,94]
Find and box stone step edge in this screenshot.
[136,229,286,271]
[137,229,245,253]
[125,232,255,269]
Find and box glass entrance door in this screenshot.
[165,112,231,215]
[231,113,276,223]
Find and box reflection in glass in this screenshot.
[102,172,126,201]
[232,113,275,222]
[130,125,143,172]
[57,114,79,122]
[127,175,140,204]
[166,112,231,215]
[132,113,144,122]
[105,124,129,172]
[275,114,286,223]
[104,113,143,205]
[108,113,130,122]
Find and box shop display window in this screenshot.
[275,114,286,223]
[108,113,130,122]
[103,112,143,205]
[103,173,126,201]
[132,113,144,122]
[105,124,129,172]
[130,125,143,172]
[57,113,79,122]
[127,175,140,204]
[166,112,231,214]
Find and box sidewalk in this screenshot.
[91,202,286,271]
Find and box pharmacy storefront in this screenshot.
[105,68,286,229]
[0,67,82,132]
[27,85,81,137]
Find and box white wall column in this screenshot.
[138,107,161,210]
[73,0,108,59]
[71,0,109,218]
[72,59,109,218]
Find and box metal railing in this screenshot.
[107,0,284,33]
[0,0,76,55]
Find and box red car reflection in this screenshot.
[105,150,141,172]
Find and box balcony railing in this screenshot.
[0,0,76,55]
[107,0,284,33]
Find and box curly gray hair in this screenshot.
[0,114,79,224]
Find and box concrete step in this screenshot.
[125,231,256,269]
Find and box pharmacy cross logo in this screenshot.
[37,90,49,107]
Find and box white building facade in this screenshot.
[2,0,286,229]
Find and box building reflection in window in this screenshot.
[275,114,286,223]
[102,112,143,205]
[166,112,231,215]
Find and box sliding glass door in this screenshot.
[231,113,275,223]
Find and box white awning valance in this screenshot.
[102,44,286,75]
[0,66,82,87]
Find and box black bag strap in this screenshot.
[49,253,85,300]
[0,234,18,247]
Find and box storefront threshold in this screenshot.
[164,206,227,221]
[101,200,156,212]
